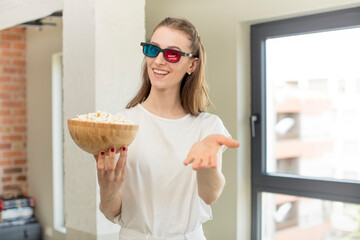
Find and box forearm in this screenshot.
[196,167,225,205]
[99,191,122,222]
[185,135,238,205]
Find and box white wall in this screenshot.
[0,0,62,31]
[26,18,63,240]
[94,1,144,114]
[146,0,360,239]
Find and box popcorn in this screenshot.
[73,111,133,124]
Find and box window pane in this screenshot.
[266,28,360,181]
[262,192,360,240]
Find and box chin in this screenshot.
[149,79,166,89]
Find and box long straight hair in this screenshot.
[126,17,211,116]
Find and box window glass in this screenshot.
[262,192,360,240]
[266,28,360,181]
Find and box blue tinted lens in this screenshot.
[144,44,159,57]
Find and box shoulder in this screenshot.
[196,112,223,126]
[118,104,142,121]
[195,112,230,137]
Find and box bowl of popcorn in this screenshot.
[67,111,138,155]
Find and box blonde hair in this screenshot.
[126,17,211,116]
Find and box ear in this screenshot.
[188,58,199,74]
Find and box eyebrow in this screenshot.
[150,41,182,51]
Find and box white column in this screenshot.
[63,0,145,239]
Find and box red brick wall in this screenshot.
[0,27,27,197]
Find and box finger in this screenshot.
[120,158,127,182]
[97,150,105,170]
[200,157,209,168]
[192,158,202,170]
[115,146,127,176]
[107,147,116,171]
[184,156,195,166]
[209,154,217,168]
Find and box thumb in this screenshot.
[223,138,239,148]
[216,135,239,148]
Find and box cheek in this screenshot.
[174,63,190,76]
[146,58,153,68]
[146,59,153,74]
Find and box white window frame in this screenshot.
[52,52,66,237]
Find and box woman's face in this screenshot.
[146,26,197,92]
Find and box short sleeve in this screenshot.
[213,116,232,153]
[213,116,231,138]
[200,115,232,153]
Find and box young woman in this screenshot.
[94,17,239,240]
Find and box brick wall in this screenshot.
[0,27,27,197]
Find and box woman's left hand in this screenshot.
[184,134,239,170]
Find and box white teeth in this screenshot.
[153,69,169,75]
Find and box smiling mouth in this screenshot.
[153,68,169,75]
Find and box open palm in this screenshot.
[184,134,239,170]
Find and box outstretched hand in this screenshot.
[183,134,239,170]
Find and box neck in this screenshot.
[141,88,187,119]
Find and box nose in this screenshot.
[154,52,166,65]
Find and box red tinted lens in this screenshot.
[164,50,180,62]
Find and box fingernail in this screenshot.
[100,151,105,155]
[122,147,127,151]
[110,147,115,152]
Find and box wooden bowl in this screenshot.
[67,119,138,155]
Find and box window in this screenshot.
[52,52,65,234]
[251,7,360,239]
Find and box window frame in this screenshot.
[250,6,360,239]
[52,52,66,237]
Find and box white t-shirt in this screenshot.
[114,104,230,239]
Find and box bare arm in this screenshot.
[196,150,225,204]
[99,191,122,222]
[94,146,127,222]
[184,135,239,205]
